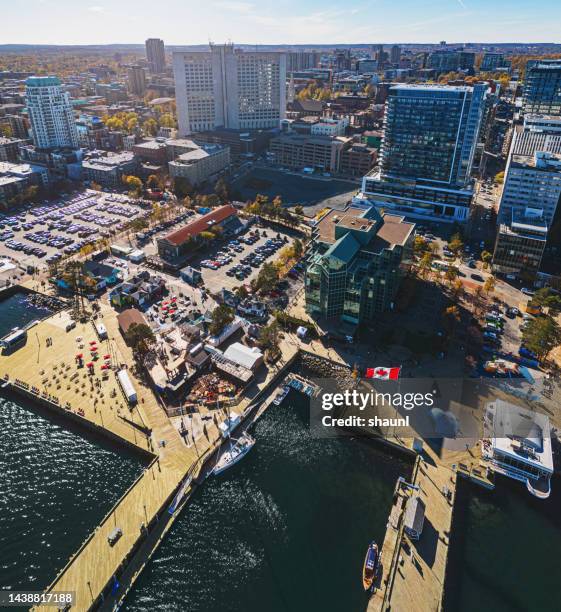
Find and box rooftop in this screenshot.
[488,400,553,473]
[161,204,238,246]
[315,206,414,251]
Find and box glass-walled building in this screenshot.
[356,84,488,223]
[305,205,414,327]
[523,59,561,116]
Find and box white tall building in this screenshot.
[25,76,79,150]
[173,44,286,135]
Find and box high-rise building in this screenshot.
[286,51,319,73]
[523,59,561,116]
[25,76,79,150]
[173,44,286,135]
[356,84,488,223]
[390,45,401,65]
[305,205,414,325]
[481,52,507,72]
[498,151,561,227]
[493,114,561,278]
[145,38,166,74]
[127,65,147,96]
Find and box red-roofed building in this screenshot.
[157,204,242,260]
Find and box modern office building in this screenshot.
[25,76,79,150]
[481,52,508,72]
[173,43,286,135]
[127,65,147,96]
[305,205,414,326]
[286,51,319,73]
[523,59,561,116]
[145,38,166,74]
[498,151,561,226]
[168,141,230,186]
[492,209,547,278]
[390,45,401,65]
[512,114,561,156]
[356,84,488,223]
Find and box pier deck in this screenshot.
[1,299,301,611]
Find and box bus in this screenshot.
[431,260,451,272]
[1,327,27,352]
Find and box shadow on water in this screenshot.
[444,474,561,612]
[123,393,413,612]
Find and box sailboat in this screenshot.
[213,431,255,475]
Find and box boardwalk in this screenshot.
[0,299,301,611]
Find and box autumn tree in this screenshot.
[122,175,143,197]
[209,304,235,336]
[143,118,158,137]
[522,316,561,362]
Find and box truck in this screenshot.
[117,369,137,404]
[95,322,108,340]
[110,244,133,258]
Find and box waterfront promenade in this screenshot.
[0,298,300,611]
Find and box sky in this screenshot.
[2,0,560,46]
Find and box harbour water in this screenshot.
[444,476,561,612]
[123,393,409,612]
[0,394,143,591]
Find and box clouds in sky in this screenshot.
[6,0,561,45]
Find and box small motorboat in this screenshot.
[213,432,255,475]
[362,541,380,592]
[273,385,290,406]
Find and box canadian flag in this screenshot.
[365,367,401,380]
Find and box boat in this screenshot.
[362,541,380,591]
[213,432,256,475]
[218,411,241,438]
[273,385,290,406]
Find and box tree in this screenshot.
[417,251,433,279]
[209,304,234,336]
[173,176,194,198]
[530,288,561,314]
[146,174,162,190]
[0,123,13,138]
[494,171,505,185]
[122,175,143,197]
[214,177,229,202]
[234,285,249,300]
[158,113,176,128]
[522,316,561,361]
[292,238,304,258]
[143,118,158,137]
[259,320,281,360]
[445,266,459,285]
[483,276,496,295]
[252,262,279,293]
[294,205,304,216]
[480,250,493,268]
[414,235,429,256]
[125,323,156,357]
[448,233,464,255]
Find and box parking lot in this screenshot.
[0,190,147,269]
[197,229,294,293]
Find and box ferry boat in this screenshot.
[482,400,553,499]
[273,385,290,406]
[362,541,380,591]
[213,432,256,475]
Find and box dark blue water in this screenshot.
[445,476,561,612]
[0,395,143,591]
[123,394,410,612]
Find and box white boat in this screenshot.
[273,385,290,405]
[213,432,255,475]
[218,412,241,438]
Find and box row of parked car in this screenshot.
[226,236,287,281]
